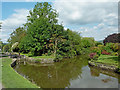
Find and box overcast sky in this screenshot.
[0,0,119,43]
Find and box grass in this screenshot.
[15,52,29,57]
[95,55,119,66]
[20,53,29,56]
[1,57,38,88]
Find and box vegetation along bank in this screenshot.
[88,33,120,73]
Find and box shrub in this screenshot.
[112,43,119,52]
[28,52,34,57]
[98,45,104,49]
[105,43,114,49]
[89,53,97,59]
[111,52,118,56]
[101,50,111,55]
[56,54,63,60]
[47,50,52,56]
[95,41,103,46]
[91,47,101,56]
[3,44,11,52]
[102,45,113,53]
[93,54,99,60]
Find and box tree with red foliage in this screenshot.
[103,33,120,45]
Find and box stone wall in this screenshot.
[25,57,54,64]
[88,61,120,74]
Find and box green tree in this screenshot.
[95,41,103,46]
[18,2,96,60]
[8,27,26,45]
[3,44,11,52]
[7,27,26,52]
[81,37,95,48]
[67,29,82,56]
[19,2,62,56]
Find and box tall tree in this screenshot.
[103,33,120,45]
[81,37,95,48]
[8,27,26,44]
[19,2,62,56]
[7,27,26,52]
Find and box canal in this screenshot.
[13,55,120,88]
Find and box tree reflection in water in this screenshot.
[14,55,120,88]
[14,55,88,88]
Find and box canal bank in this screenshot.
[88,55,120,74]
[1,57,38,88]
[88,61,120,73]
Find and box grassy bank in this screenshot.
[89,55,120,72]
[95,55,119,67]
[2,57,38,88]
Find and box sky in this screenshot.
[0,0,119,43]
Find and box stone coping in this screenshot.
[88,61,120,74]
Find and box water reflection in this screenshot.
[14,55,120,88]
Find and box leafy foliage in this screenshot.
[7,27,26,52]
[8,27,26,44]
[101,50,111,55]
[19,2,86,60]
[81,37,95,48]
[91,47,101,56]
[95,41,103,46]
[3,44,11,52]
[89,53,98,60]
[7,2,97,60]
[103,33,120,45]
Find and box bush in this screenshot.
[101,50,111,55]
[3,44,11,52]
[56,54,63,60]
[91,47,101,56]
[95,41,103,46]
[98,45,104,49]
[112,43,119,52]
[28,52,34,57]
[105,43,114,49]
[102,45,113,53]
[111,52,118,56]
[48,50,52,56]
[89,53,96,59]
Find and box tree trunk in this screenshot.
[54,39,57,57]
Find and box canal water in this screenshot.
[13,55,120,88]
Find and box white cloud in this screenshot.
[81,26,118,41]
[1,9,29,42]
[1,1,118,42]
[79,15,118,41]
[54,1,118,25]
[54,0,118,41]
